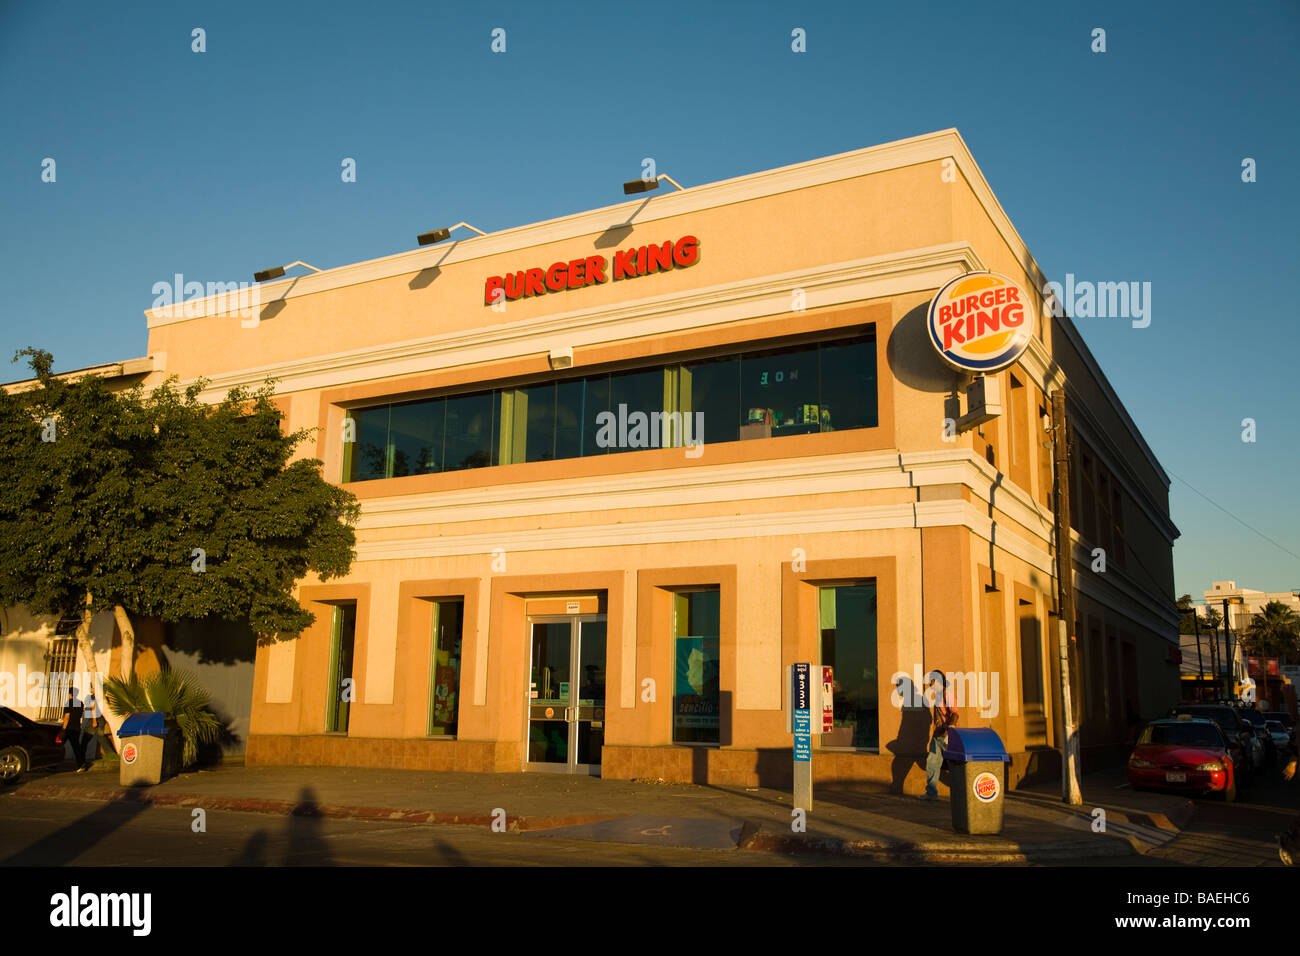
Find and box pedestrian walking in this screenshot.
[922,669,958,799]
[81,688,114,770]
[58,688,86,771]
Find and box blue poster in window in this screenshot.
[673,637,720,730]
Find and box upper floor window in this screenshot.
[341,330,877,483]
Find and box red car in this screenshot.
[1128,718,1237,801]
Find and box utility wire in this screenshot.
[1169,470,1300,565]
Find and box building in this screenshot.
[5,129,1182,789]
[1202,580,1300,636]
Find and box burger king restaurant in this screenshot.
[138,128,1180,790]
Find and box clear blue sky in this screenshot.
[2,0,1297,600]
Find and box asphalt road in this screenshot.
[0,797,833,867]
[1079,767,1297,867]
[1,770,1293,867]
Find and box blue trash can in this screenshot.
[117,713,180,787]
[942,727,1010,834]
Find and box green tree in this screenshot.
[1243,601,1300,662]
[0,349,360,687]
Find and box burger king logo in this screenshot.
[973,771,999,802]
[928,272,1035,372]
[122,742,138,765]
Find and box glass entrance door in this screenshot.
[527,616,605,774]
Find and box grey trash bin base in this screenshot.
[949,761,1005,834]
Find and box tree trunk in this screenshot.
[74,592,97,688]
[114,604,136,681]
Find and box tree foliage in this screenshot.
[1243,601,1300,662]
[0,348,359,639]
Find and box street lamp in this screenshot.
[253,260,323,283]
[417,222,487,246]
[622,174,685,195]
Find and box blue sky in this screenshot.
[1,0,1297,600]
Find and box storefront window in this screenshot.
[427,600,463,736]
[673,589,720,744]
[818,583,878,749]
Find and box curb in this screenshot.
[738,826,1137,863]
[6,784,619,833]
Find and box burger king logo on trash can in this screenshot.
[973,771,999,802]
[928,272,1035,373]
[122,742,138,765]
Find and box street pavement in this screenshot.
[0,757,1293,866]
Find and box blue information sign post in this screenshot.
[789,662,813,811]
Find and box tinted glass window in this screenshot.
[608,368,665,454]
[684,356,739,445]
[342,329,880,482]
[520,382,556,463]
[349,406,390,482]
[818,335,878,431]
[444,391,497,471]
[740,344,821,438]
[554,378,588,459]
[389,398,443,477]
[580,374,610,456]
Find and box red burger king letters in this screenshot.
[484,236,699,305]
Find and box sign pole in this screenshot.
[789,663,813,812]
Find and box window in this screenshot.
[326,603,357,734]
[427,600,463,736]
[818,583,879,749]
[672,590,720,744]
[341,329,879,482]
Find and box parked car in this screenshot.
[1171,704,1262,776]
[0,706,64,785]
[1129,717,1237,801]
[1266,720,1291,751]
[1264,711,1295,736]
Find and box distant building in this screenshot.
[1202,581,1300,636]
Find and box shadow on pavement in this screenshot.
[0,799,151,866]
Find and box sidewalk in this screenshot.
[2,760,1195,863]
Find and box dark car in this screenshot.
[1128,718,1237,800]
[0,706,65,785]
[1264,711,1295,736]
[1237,707,1277,766]
[1171,705,1259,777]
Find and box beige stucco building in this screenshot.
[7,129,1182,790]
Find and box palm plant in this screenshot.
[102,667,224,768]
[1244,601,1300,662]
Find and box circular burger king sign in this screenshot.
[928,272,1035,372]
[972,771,999,802]
[122,742,138,765]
